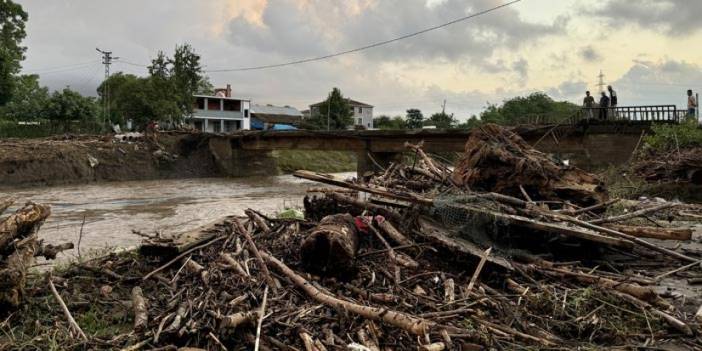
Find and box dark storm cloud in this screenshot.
[578,46,600,61]
[225,0,566,67]
[593,0,702,35]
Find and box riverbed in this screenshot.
[2,174,353,260]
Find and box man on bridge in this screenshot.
[688,89,698,119]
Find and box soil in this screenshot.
[0,133,220,189]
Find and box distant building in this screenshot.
[188,84,251,133]
[309,98,374,129]
[251,104,302,130]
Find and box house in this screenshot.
[309,98,374,129]
[188,84,251,133]
[251,104,302,130]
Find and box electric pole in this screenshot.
[441,99,447,114]
[597,70,605,93]
[97,48,118,128]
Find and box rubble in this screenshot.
[2,124,702,350]
[635,147,702,185]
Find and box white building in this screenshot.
[309,98,374,129]
[189,85,251,133]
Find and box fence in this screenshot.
[577,105,681,124]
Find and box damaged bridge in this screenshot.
[207,121,656,176]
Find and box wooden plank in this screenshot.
[139,217,234,257]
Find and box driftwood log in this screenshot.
[0,203,52,308]
[301,213,359,274]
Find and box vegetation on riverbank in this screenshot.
[273,150,357,174]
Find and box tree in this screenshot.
[0,74,48,120]
[98,44,211,128]
[405,109,424,129]
[426,112,456,129]
[457,115,482,129]
[0,0,28,105]
[480,92,579,125]
[45,88,98,131]
[305,88,354,130]
[373,115,407,130]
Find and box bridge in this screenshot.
[204,105,687,177]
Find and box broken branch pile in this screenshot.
[0,199,72,308]
[634,147,702,184]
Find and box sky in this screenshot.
[16,0,702,119]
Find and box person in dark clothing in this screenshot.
[608,85,618,119]
[583,91,595,119]
[599,92,610,120]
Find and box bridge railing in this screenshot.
[578,105,681,123]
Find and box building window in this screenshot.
[195,97,205,110]
[207,99,221,111]
[223,99,241,112]
[358,107,363,114]
[357,118,362,125]
[244,109,249,118]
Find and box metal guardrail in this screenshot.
[577,105,681,124]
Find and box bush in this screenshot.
[644,120,702,151]
[0,119,105,138]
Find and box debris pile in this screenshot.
[0,198,71,308]
[635,147,702,185]
[3,124,702,350]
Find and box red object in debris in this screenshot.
[354,216,371,233]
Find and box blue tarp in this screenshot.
[271,124,298,131]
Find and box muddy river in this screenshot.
[2,174,353,261]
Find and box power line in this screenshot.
[23,60,101,74]
[205,0,523,73]
[24,62,99,76]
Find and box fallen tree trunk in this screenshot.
[0,203,51,251]
[301,214,359,273]
[604,225,692,241]
[0,203,52,308]
[261,251,435,336]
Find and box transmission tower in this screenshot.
[597,70,606,93]
[96,48,118,127]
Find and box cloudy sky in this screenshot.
[17,0,702,119]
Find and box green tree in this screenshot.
[457,115,482,129]
[305,88,354,130]
[405,109,424,129]
[426,112,456,128]
[373,115,407,130]
[45,87,98,131]
[480,92,579,125]
[0,0,28,105]
[98,44,210,128]
[0,74,48,120]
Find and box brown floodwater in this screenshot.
[2,174,353,261]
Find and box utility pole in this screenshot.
[96,48,118,128]
[597,70,605,93]
[327,100,331,131]
[441,99,446,114]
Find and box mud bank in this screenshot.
[0,133,357,189]
[0,133,222,189]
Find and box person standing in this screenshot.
[599,92,610,120]
[583,91,595,119]
[688,89,698,118]
[608,85,618,119]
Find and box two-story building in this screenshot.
[189,85,251,133]
[309,98,374,129]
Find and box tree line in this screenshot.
[373,92,579,130]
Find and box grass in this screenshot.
[273,150,357,173]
